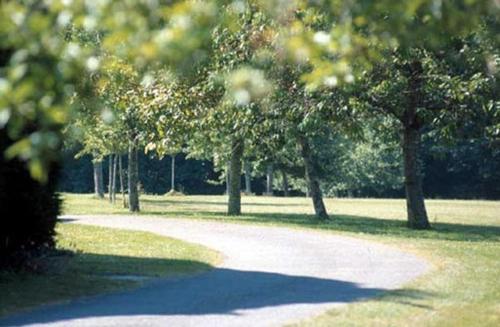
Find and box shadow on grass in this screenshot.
[374,288,436,309]
[0,251,214,321]
[141,198,304,207]
[135,210,500,242]
[0,261,435,326]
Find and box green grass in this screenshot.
[0,223,220,318]
[62,193,500,327]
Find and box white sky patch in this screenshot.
[324,76,338,87]
[0,78,10,94]
[83,16,97,30]
[234,89,250,106]
[313,31,331,46]
[86,57,100,71]
[101,108,115,124]
[11,11,25,26]
[65,43,81,59]
[57,10,72,26]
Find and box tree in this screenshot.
[93,160,105,198]
[313,122,403,198]
[358,42,497,228]
[190,6,272,215]
[243,160,253,194]
[98,58,149,212]
[282,0,496,90]
[142,72,194,196]
[265,64,339,220]
[0,3,87,268]
[265,163,274,196]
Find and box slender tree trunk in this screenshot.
[298,135,329,220]
[111,154,117,203]
[128,138,140,212]
[108,155,113,202]
[170,155,175,191]
[281,169,289,197]
[244,160,252,194]
[228,139,244,215]
[403,126,430,229]
[118,154,127,208]
[225,161,230,195]
[93,160,104,198]
[266,163,273,196]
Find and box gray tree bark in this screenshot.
[111,154,117,203]
[93,160,104,198]
[128,138,140,212]
[170,155,176,191]
[225,161,230,195]
[266,163,273,196]
[244,160,252,194]
[281,169,289,197]
[298,136,329,220]
[403,126,430,229]
[108,155,113,203]
[228,139,244,215]
[118,154,127,208]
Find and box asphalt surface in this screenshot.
[0,215,430,326]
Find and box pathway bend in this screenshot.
[0,215,430,327]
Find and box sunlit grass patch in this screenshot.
[0,223,220,317]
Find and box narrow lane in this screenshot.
[1,215,429,327]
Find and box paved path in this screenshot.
[1,215,429,327]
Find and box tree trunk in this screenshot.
[111,154,117,203]
[298,136,329,220]
[108,155,113,203]
[402,59,430,229]
[118,154,127,208]
[244,160,252,194]
[225,161,230,195]
[170,155,175,191]
[227,139,244,215]
[403,126,430,229]
[93,160,104,198]
[281,169,289,197]
[128,138,140,212]
[266,163,273,196]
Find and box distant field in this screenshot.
[62,194,500,232]
[61,193,500,327]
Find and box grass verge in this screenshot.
[61,194,500,327]
[0,223,220,318]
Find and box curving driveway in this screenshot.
[0,215,429,326]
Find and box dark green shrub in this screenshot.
[0,129,60,270]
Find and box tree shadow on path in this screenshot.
[0,263,433,326]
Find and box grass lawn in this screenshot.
[0,223,221,318]
[62,193,500,327]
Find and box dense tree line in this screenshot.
[59,133,500,200]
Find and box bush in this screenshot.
[0,129,60,270]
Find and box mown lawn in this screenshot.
[62,193,500,327]
[0,223,220,318]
